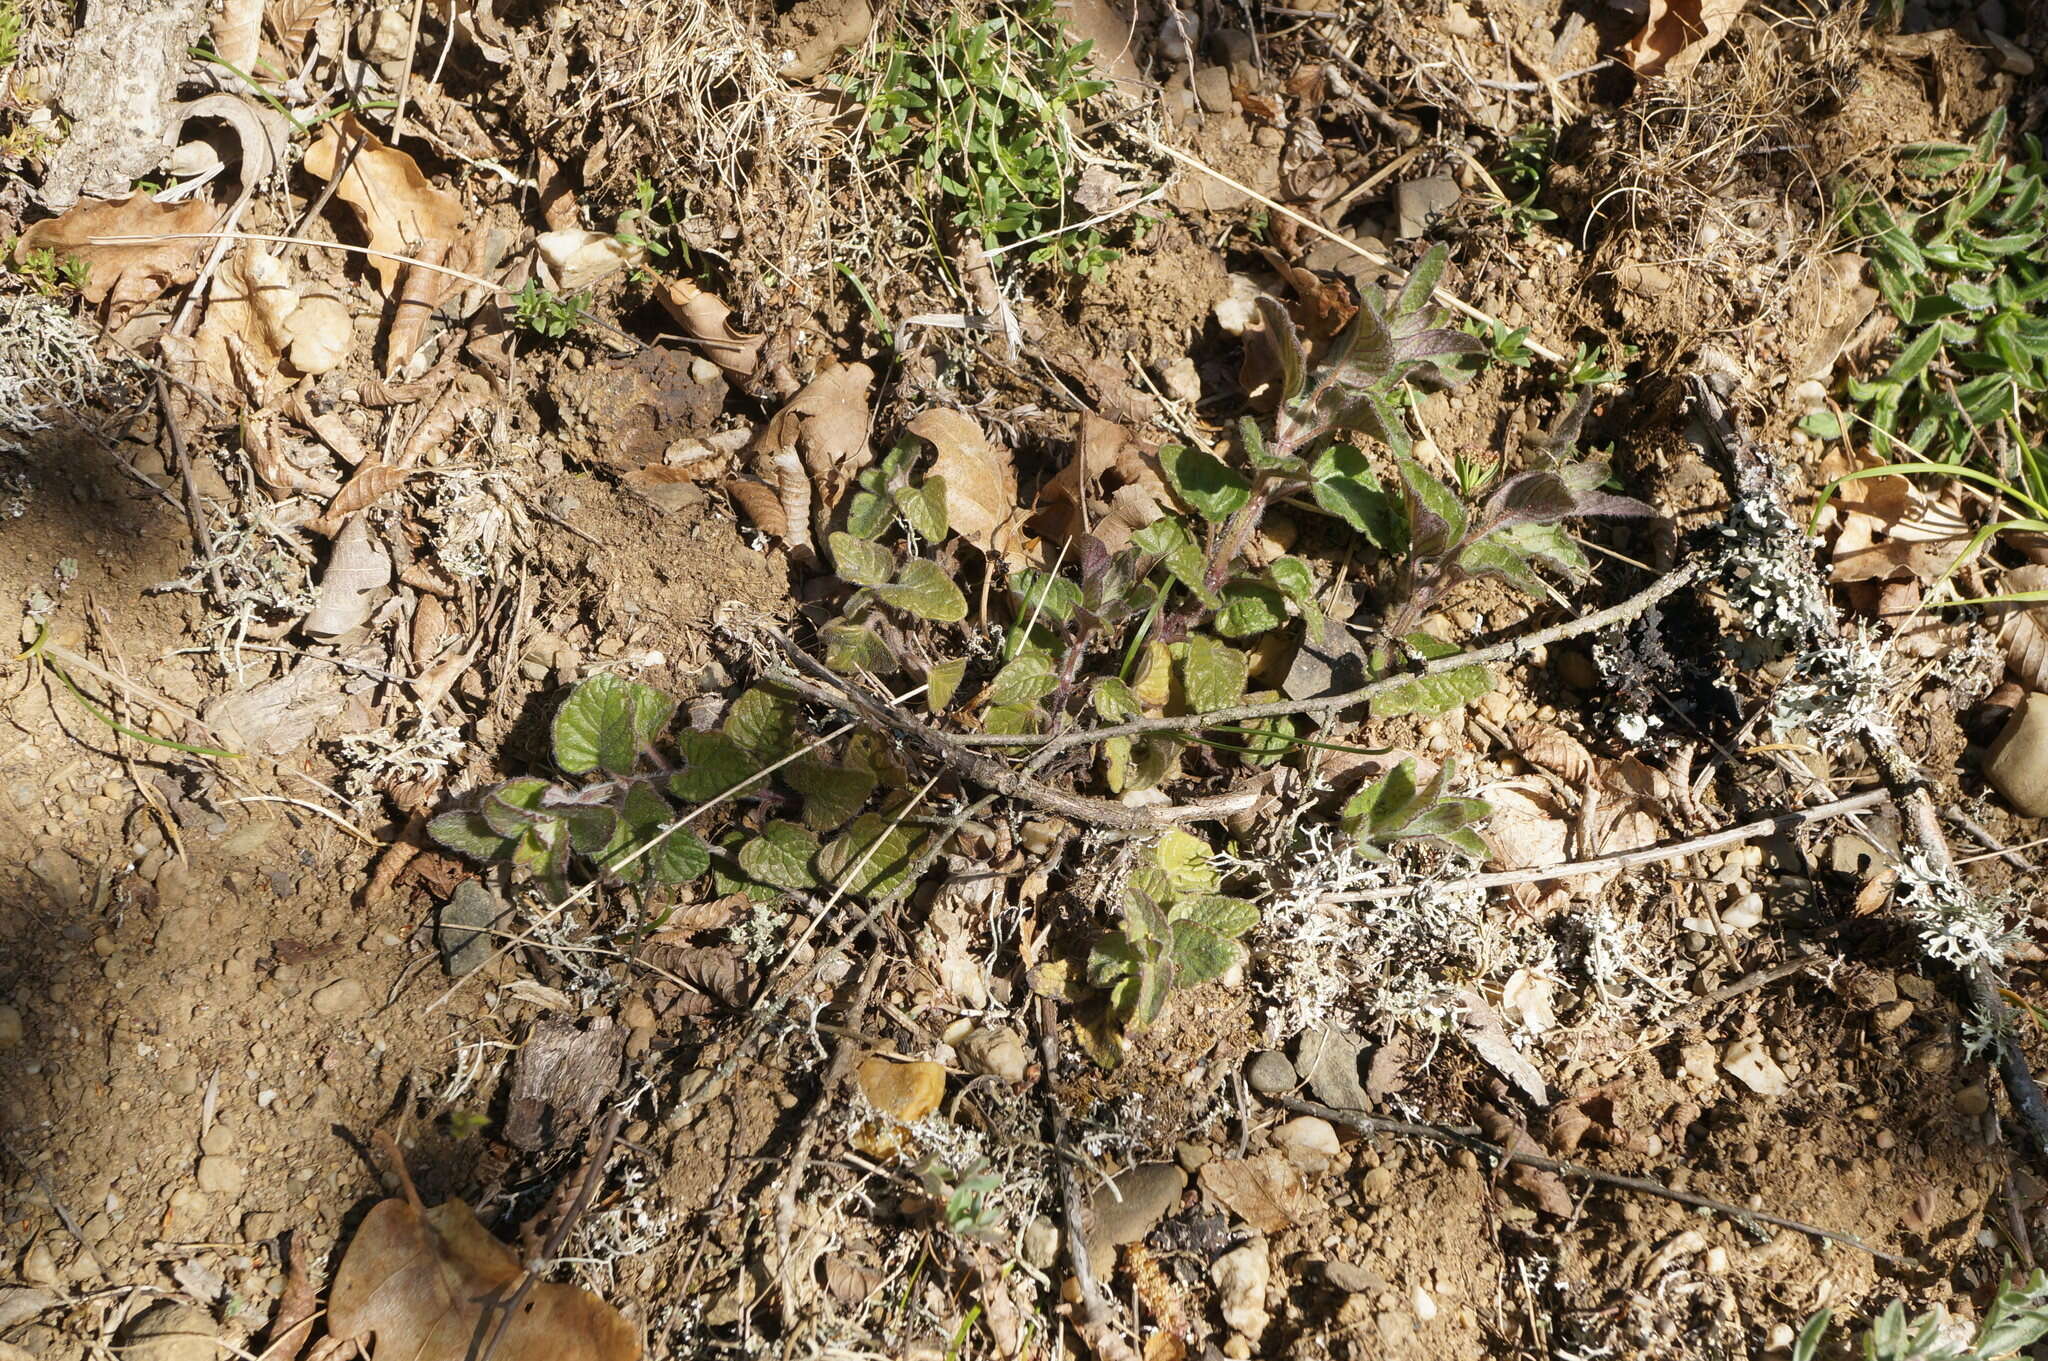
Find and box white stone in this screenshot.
[1211,1237,1271,1340]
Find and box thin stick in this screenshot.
[156,373,230,607]
[477,1105,625,1361]
[956,563,1698,751]
[1327,789,1889,901]
[1272,1095,1907,1266]
[1152,141,1567,364]
[90,230,508,294]
[1038,995,1137,1361]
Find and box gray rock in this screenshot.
[1193,65,1235,114]
[1246,1050,1296,1096]
[1296,1027,1368,1111]
[1987,693,2048,817]
[28,849,84,910]
[1020,1215,1061,1270]
[438,880,511,977]
[121,1302,220,1361]
[0,1286,60,1332]
[957,1027,1028,1084]
[1083,1163,1186,1265]
[1321,1260,1383,1295]
[1211,29,1255,79]
[1395,176,1460,239]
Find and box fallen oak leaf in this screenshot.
[310,462,410,537]
[304,515,391,637]
[329,1195,638,1361]
[303,113,466,296]
[18,194,215,320]
[1622,0,1752,79]
[904,407,1028,565]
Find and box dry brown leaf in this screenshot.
[1031,414,1172,554]
[1457,987,1547,1105]
[656,276,763,381]
[312,462,410,537]
[725,476,789,540]
[622,465,709,512]
[383,234,470,377]
[267,0,337,62]
[1198,1152,1323,1234]
[255,1234,321,1361]
[1622,0,1752,79]
[1510,721,1595,785]
[202,659,346,756]
[537,228,642,293]
[751,361,873,543]
[305,516,392,636]
[213,0,264,69]
[17,195,215,320]
[329,1195,638,1361]
[1995,565,2048,691]
[288,391,371,465]
[1474,1106,1574,1218]
[194,246,298,404]
[303,114,466,295]
[905,408,1027,565]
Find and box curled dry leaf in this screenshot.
[267,0,340,65]
[303,113,466,295]
[1030,413,1173,554]
[1199,1152,1323,1234]
[1622,0,1753,79]
[743,361,873,545]
[16,194,215,320]
[304,515,392,637]
[329,1195,638,1361]
[1474,1106,1574,1218]
[212,0,265,71]
[311,462,410,537]
[537,229,643,293]
[656,276,763,381]
[1479,779,1571,918]
[726,477,789,540]
[202,659,346,756]
[1993,564,2048,692]
[904,408,1028,565]
[1510,721,1595,785]
[195,246,297,403]
[1457,987,1546,1106]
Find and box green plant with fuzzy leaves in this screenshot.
[1082,832,1259,1036]
[429,672,928,906]
[1343,758,1489,860]
[1792,1270,2048,1361]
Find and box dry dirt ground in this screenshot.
[4,1,2048,1359]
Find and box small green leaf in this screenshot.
[987,652,1058,706]
[1168,919,1242,985]
[926,657,967,712]
[875,559,969,622]
[1455,538,1547,596]
[818,813,923,899]
[1150,828,1220,897]
[1159,444,1252,523]
[1010,570,1081,624]
[429,810,518,860]
[1213,581,1287,638]
[1093,676,1138,720]
[1087,933,1142,986]
[1180,634,1248,713]
[670,730,769,801]
[894,479,949,541]
[725,685,801,761]
[829,532,895,586]
[1396,456,1468,557]
[983,700,1045,734]
[1798,409,1843,440]
[844,489,893,539]
[822,618,894,675]
[1342,760,1420,839]
[739,820,823,890]
[1264,556,1325,636]
[1170,894,1259,937]
[1310,445,1404,553]
[1130,517,1217,606]
[1370,664,1493,718]
[648,826,711,882]
[1896,141,1974,176]
[552,672,676,777]
[787,758,876,830]
[481,777,553,836]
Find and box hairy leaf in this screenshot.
[818,813,922,899]
[1151,828,1220,897]
[1253,295,1306,406]
[739,820,823,890]
[829,532,896,586]
[1171,894,1259,937]
[1181,634,1248,713]
[1160,443,1252,523]
[553,673,675,777]
[844,489,892,539]
[875,559,968,622]
[987,651,1058,706]
[1214,581,1288,638]
[1397,457,1467,557]
[787,758,876,831]
[1168,919,1242,985]
[926,657,967,712]
[725,685,800,761]
[481,778,553,837]
[1093,675,1139,720]
[1310,445,1404,553]
[822,618,893,675]
[669,730,768,801]
[429,809,517,861]
[1131,516,1217,606]
[1010,570,1082,624]
[1455,538,1548,596]
[650,826,712,882]
[1370,664,1492,718]
[894,479,949,542]
[1392,243,1448,318]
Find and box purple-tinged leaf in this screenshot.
[1253,296,1307,406]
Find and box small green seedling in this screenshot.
[1488,124,1560,237]
[1791,1269,2048,1361]
[513,279,591,339]
[1083,832,1259,1035]
[1342,758,1489,860]
[914,1155,1006,1244]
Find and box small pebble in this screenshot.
[1873,1001,1915,1032]
[1273,1116,1341,1174]
[1246,1050,1296,1096]
[196,1156,244,1195]
[309,978,369,1019]
[1956,1085,1991,1117]
[1175,1140,1212,1173]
